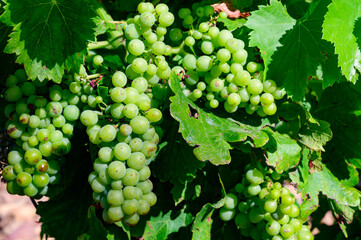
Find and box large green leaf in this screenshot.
[354,17,361,51]
[192,203,214,240]
[88,206,108,240]
[169,74,269,165]
[142,210,193,240]
[245,0,296,77]
[0,0,97,82]
[322,0,361,83]
[290,149,361,221]
[298,120,332,152]
[264,128,301,173]
[316,83,361,165]
[251,0,341,100]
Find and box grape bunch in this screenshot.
[1,69,77,197]
[219,168,314,240]
[171,5,286,116]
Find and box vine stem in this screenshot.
[88,41,111,50]
[30,197,38,208]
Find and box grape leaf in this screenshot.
[316,84,361,166]
[290,149,361,221]
[298,120,332,151]
[322,0,361,83]
[264,128,301,173]
[88,206,108,240]
[142,210,193,240]
[245,0,296,76]
[192,203,214,240]
[152,121,205,184]
[0,0,97,82]
[218,18,246,31]
[169,74,269,165]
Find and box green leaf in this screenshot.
[88,206,108,240]
[169,74,269,165]
[0,0,97,82]
[290,149,361,221]
[322,0,361,83]
[264,129,301,173]
[245,0,296,77]
[298,120,332,151]
[192,204,214,240]
[152,121,205,184]
[218,18,247,31]
[316,83,361,165]
[142,210,193,240]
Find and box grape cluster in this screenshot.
[172,6,285,116]
[219,168,314,240]
[1,69,77,197]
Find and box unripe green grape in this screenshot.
[217,29,233,46]
[266,221,281,236]
[234,70,251,86]
[250,94,260,105]
[217,48,231,63]
[159,12,174,27]
[219,207,236,221]
[248,208,264,223]
[248,184,261,196]
[219,11,228,19]
[209,99,219,108]
[246,168,264,185]
[93,55,103,66]
[280,224,294,238]
[169,28,182,41]
[108,161,126,180]
[196,56,213,72]
[263,103,277,115]
[233,49,248,63]
[178,8,191,18]
[236,213,251,228]
[123,213,140,226]
[23,183,38,197]
[183,54,197,70]
[184,36,195,46]
[288,204,300,218]
[264,199,278,213]
[223,193,238,209]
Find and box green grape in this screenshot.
[169,28,182,41]
[33,173,49,188]
[230,63,243,75]
[248,208,264,223]
[201,41,214,55]
[151,41,166,55]
[288,204,300,218]
[264,199,278,213]
[16,172,32,187]
[130,116,150,135]
[235,213,251,229]
[108,161,126,180]
[227,93,241,106]
[266,221,281,236]
[138,199,150,215]
[124,103,139,119]
[247,183,261,196]
[234,70,251,86]
[2,165,16,181]
[183,54,197,70]
[127,152,146,171]
[145,108,162,122]
[280,224,294,238]
[21,82,36,96]
[289,219,302,233]
[131,77,148,94]
[122,168,139,186]
[123,186,137,200]
[24,148,42,165]
[142,192,157,206]
[219,207,236,221]
[260,93,275,106]
[219,11,228,19]
[196,56,213,72]
[80,110,98,126]
[5,86,22,102]
[263,103,277,115]
[108,206,124,222]
[125,23,142,40]
[35,160,48,174]
[226,38,244,53]
[185,36,195,46]
[124,87,140,104]
[93,55,103,66]
[98,147,114,163]
[114,142,132,161]
[233,49,248,63]
[250,94,260,105]
[23,183,38,197]
[112,71,127,87]
[158,12,174,27]
[123,213,140,226]
[138,166,151,181]
[107,189,124,206]
[217,29,233,46]
[223,193,238,209]
[246,168,264,185]
[132,58,148,74]
[217,48,231,63]
[140,141,157,158]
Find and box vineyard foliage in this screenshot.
[0,0,361,239]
